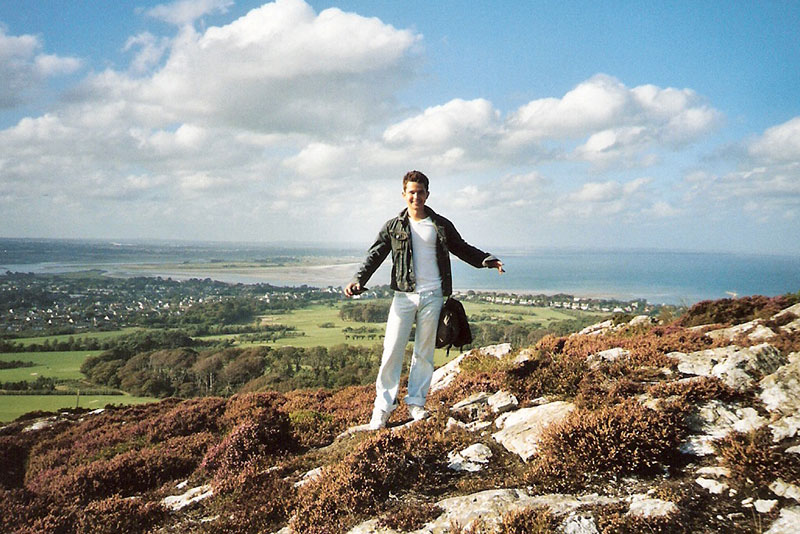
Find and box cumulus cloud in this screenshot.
[117,0,421,135]
[551,177,652,218]
[124,32,171,74]
[749,116,800,163]
[679,116,800,223]
[144,0,234,26]
[379,74,721,171]
[0,27,82,108]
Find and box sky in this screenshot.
[1,0,799,255]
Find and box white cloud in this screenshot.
[383,98,501,147]
[124,32,171,74]
[749,116,800,162]
[0,27,82,108]
[144,0,234,26]
[283,142,352,178]
[379,74,721,171]
[550,177,652,218]
[117,0,421,135]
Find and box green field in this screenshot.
[0,394,159,423]
[198,299,603,366]
[0,351,103,382]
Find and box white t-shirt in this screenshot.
[409,217,442,293]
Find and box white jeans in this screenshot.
[374,289,444,412]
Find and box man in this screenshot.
[345,170,504,429]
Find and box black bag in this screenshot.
[436,297,472,354]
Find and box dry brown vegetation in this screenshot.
[1,293,798,533]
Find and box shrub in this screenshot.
[378,501,443,531]
[504,346,587,401]
[290,420,462,534]
[647,376,742,404]
[289,409,338,449]
[575,371,644,410]
[220,391,288,428]
[498,507,557,534]
[139,396,227,442]
[75,496,167,534]
[594,502,683,534]
[34,433,215,503]
[677,294,797,328]
[204,463,295,534]
[715,427,800,486]
[528,400,685,487]
[0,436,27,488]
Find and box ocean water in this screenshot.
[452,250,800,305]
[2,238,799,305]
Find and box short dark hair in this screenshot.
[403,170,429,192]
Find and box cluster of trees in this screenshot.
[470,315,602,348]
[339,301,390,323]
[1,375,56,393]
[81,342,382,398]
[0,359,34,370]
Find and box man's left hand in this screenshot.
[487,260,505,274]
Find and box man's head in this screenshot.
[402,170,429,193]
[402,170,429,218]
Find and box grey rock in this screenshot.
[780,318,800,334]
[769,414,800,443]
[492,401,575,461]
[560,512,599,534]
[629,315,654,327]
[675,344,784,391]
[627,494,679,518]
[587,347,630,368]
[772,303,800,321]
[696,466,731,478]
[760,358,800,416]
[487,390,519,414]
[755,499,778,513]
[706,320,776,343]
[161,484,214,511]
[764,506,800,534]
[578,319,614,336]
[696,477,728,494]
[447,443,493,472]
[681,400,767,455]
[770,478,800,503]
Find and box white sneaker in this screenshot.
[408,404,428,421]
[369,407,392,430]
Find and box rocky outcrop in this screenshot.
[492,401,575,461]
[671,343,784,390]
[760,353,800,441]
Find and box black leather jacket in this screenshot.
[351,206,497,296]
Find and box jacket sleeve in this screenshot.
[351,222,391,287]
[443,218,496,268]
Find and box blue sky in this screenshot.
[1,0,799,254]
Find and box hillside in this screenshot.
[1,294,799,534]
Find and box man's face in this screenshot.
[402,181,429,211]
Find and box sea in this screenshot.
[1,238,799,306]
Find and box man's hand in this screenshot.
[486,259,505,274]
[344,282,363,297]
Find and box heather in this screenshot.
[1,293,799,533]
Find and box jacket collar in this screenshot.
[398,205,438,223]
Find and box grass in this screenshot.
[0,351,103,382]
[0,394,158,423]
[199,299,601,367]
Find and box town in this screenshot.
[1,270,659,337]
